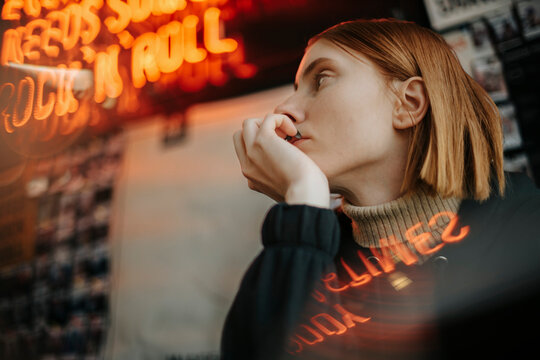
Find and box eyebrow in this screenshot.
[294,57,334,91]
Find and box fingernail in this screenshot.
[285,131,301,141]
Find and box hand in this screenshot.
[233,114,330,208]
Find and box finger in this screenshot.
[241,117,263,130]
[260,114,297,139]
[275,128,287,139]
[242,118,262,149]
[232,130,248,166]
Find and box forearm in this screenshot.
[221,203,340,359]
[285,173,330,209]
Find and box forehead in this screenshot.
[295,39,372,83]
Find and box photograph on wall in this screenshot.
[0,133,123,359]
[467,20,497,58]
[423,0,512,30]
[504,153,535,180]
[499,103,524,150]
[485,7,524,51]
[516,0,540,39]
[0,0,539,358]
[442,28,476,75]
[471,56,509,102]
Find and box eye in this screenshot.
[314,73,329,90]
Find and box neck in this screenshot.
[330,165,407,207]
[340,182,462,251]
[329,137,411,206]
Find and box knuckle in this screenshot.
[243,117,258,128]
[252,135,264,148]
[241,167,256,180]
[247,180,256,190]
[232,132,241,144]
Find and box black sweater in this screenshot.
[221,172,540,359]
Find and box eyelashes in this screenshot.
[313,71,329,90]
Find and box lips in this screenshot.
[284,130,310,147]
[289,137,310,147]
[290,136,304,145]
[285,130,303,143]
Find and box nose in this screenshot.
[274,92,305,123]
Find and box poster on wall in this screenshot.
[468,20,497,58]
[484,6,524,51]
[516,0,540,39]
[0,190,37,269]
[0,133,123,359]
[499,103,524,150]
[442,28,476,74]
[470,55,509,102]
[423,0,512,30]
[504,152,535,180]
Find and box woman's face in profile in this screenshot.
[275,39,409,186]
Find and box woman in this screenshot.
[222,19,540,359]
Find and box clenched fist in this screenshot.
[233,113,330,208]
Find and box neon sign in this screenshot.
[286,211,470,355]
[0,0,257,156]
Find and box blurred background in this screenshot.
[0,0,539,359]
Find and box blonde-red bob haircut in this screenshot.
[309,19,505,201]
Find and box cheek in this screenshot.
[324,82,389,123]
[309,101,397,175]
[322,94,392,147]
[312,134,393,179]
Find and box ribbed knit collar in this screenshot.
[340,183,462,250]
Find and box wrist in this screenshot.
[285,176,330,209]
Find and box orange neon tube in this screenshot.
[22,19,49,61]
[34,70,56,120]
[183,15,207,63]
[128,0,152,23]
[55,65,79,116]
[94,44,123,102]
[156,0,187,15]
[296,325,324,345]
[24,0,41,17]
[203,7,238,54]
[80,0,103,45]
[405,222,444,255]
[311,313,347,336]
[104,0,132,34]
[132,32,160,88]
[340,258,372,287]
[42,0,59,10]
[1,83,15,133]
[61,4,82,51]
[434,212,470,243]
[2,0,24,20]
[12,76,34,129]
[157,21,183,73]
[1,28,24,65]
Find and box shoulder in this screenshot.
[501,170,540,199]
[455,171,540,253]
[439,171,540,301]
[434,172,540,355]
[458,171,540,223]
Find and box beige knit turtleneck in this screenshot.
[340,183,462,256]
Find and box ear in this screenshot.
[392,76,429,130]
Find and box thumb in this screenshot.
[261,114,298,139]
